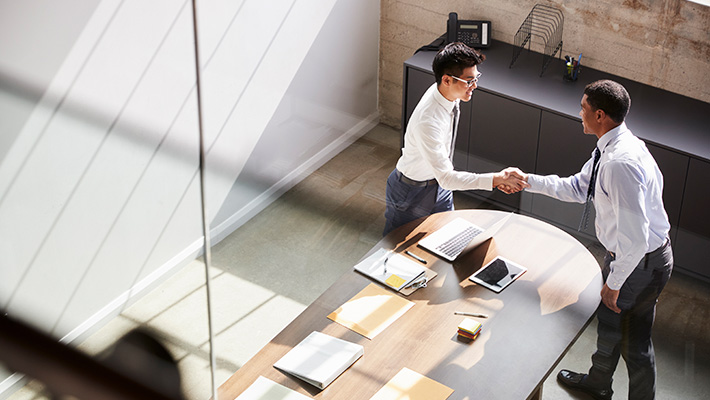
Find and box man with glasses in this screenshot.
[383,42,526,237]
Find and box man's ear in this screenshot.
[595,108,606,122]
[441,75,452,87]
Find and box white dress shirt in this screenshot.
[396,83,494,191]
[526,123,670,290]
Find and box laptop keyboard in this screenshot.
[435,226,483,259]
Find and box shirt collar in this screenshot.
[434,84,459,113]
[596,122,629,153]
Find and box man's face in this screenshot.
[579,94,597,135]
[451,65,479,102]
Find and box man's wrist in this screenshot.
[492,172,504,187]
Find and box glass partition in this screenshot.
[0,0,379,399]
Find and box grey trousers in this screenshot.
[586,238,673,400]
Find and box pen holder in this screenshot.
[563,55,581,82]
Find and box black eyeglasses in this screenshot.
[449,72,482,87]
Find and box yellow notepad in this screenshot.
[368,368,454,400]
[458,318,482,335]
[328,283,414,339]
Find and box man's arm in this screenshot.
[502,156,596,204]
[507,161,651,313]
[599,161,649,313]
[600,160,650,302]
[416,120,527,192]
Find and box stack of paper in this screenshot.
[274,331,364,390]
[457,318,482,340]
[235,376,311,400]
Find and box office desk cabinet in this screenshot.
[402,40,710,280]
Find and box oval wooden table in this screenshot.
[218,210,602,400]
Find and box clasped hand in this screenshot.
[495,167,529,194]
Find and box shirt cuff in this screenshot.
[478,173,495,191]
[524,174,544,193]
[606,260,633,290]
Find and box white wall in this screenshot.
[0,0,379,392]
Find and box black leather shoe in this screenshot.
[557,369,613,400]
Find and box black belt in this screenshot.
[396,170,437,187]
[608,237,670,268]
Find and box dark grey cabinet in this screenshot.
[646,143,689,246]
[466,90,540,209]
[402,41,710,280]
[675,159,710,278]
[531,111,598,237]
[402,68,434,132]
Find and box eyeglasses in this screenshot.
[449,73,482,87]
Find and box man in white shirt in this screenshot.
[383,42,526,236]
[515,80,673,400]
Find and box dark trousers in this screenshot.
[586,239,673,399]
[382,169,453,237]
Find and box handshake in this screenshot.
[493,167,529,194]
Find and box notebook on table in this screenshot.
[418,213,513,261]
[273,331,364,390]
[353,248,429,292]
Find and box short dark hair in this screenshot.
[583,80,631,123]
[432,42,485,85]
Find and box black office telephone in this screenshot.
[447,12,491,48]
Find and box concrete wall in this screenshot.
[0,0,379,393]
[379,0,710,128]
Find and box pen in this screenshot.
[454,311,489,318]
[404,275,427,289]
[405,250,427,264]
[574,52,582,79]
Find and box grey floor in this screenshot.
[9,124,710,400]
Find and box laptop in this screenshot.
[418,213,513,261]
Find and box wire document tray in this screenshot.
[509,4,564,77]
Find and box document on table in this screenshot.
[328,283,414,339]
[368,368,454,400]
[354,248,428,292]
[273,331,364,390]
[234,376,311,400]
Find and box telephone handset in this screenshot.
[447,12,490,48]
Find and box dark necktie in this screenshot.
[579,147,601,231]
[450,102,460,162]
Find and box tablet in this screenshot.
[469,256,527,293]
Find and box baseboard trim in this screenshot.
[210,111,379,245]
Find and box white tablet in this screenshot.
[469,256,527,293]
